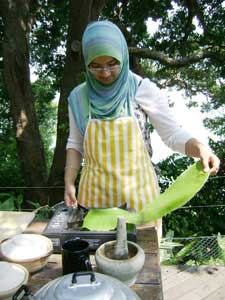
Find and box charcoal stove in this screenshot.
[43,203,136,253]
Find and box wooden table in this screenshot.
[26,222,164,300]
[133,227,164,300]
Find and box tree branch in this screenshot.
[128,47,222,67]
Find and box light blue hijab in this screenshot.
[68,21,139,135]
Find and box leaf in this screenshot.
[137,160,209,224]
[175,240,196,258]
[82,208,139,231]
[82,161,209,231]
[0,198,15,211]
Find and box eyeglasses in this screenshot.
[88,64,121,74]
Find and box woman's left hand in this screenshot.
[185,138,220,175]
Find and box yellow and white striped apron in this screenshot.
[78,116,160,210]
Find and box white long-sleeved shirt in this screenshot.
[66,78,194,156]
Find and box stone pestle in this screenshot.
[112,217,129,260]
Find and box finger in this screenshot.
[67,199,77,207]
[209,166,219,176]
[64,194,77,207]
[201,156,210,173]
[69,198,77,207]
[209,164,220,175]
[71,198,78,208]
[209,155,220,176]
[209,155,220,169]
[209,168,218,176]
[64,196,72,207]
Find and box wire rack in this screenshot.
[160,234,225,266]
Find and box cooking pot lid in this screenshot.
[0,234,52,261]
[34,272,140,300]
[0,261,29,297]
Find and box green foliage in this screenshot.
[0,75,57,187]
[0,73,25,187]
[0,193,24,210]
[0,192,52,220]
[25,200,53,220]
[30,0,69,90]
[0,135,24,187]
[102,0,172,44]
[32,77,57,170]
[204,116,225,137]
[162,235,225,266]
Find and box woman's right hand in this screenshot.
[64,184,78,207]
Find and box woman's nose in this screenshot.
[100,68,111,75]
[99,69,111,77]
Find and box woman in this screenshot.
[64,21,220,237]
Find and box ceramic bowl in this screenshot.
[0,261,29,300]
[0,234,53,273]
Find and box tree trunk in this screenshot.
[48,0,105,205]
[1,0,48,206]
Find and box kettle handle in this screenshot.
[13,285,34,300]
[72,271,96,284]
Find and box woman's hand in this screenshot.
[64,149,82,207]
[199,149,220,176]
[185,138,220,175]
[64,183,78,207]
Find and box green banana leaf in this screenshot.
[82,161,209,231]
[82,208,139,231]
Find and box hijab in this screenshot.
[68,21,139,135]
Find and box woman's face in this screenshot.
[88,56,121,85]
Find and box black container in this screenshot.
[62,238,92,275]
